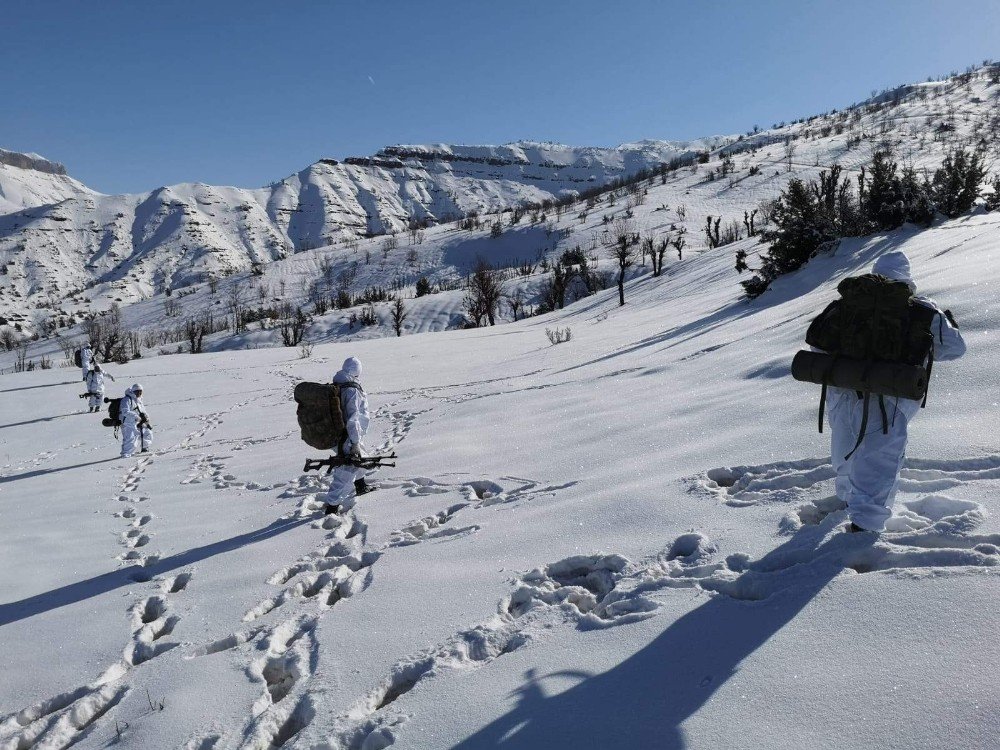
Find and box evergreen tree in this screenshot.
[932,148,986,217]
[863,150,905,230]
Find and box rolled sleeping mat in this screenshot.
[791,350,927,401]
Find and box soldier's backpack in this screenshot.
[293,382,361,452]
[74,349,83,367]
[103,397,123,428]
[792,273,937,458]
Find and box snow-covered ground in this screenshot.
[1,201,998,748]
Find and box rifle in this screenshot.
[303,452,397,474]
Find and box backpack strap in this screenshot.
[845,391,871,461]
[922,340,934,408]
[816,355,839,434]
[333,381,363,455]
[818,382,827,434]
[878,394,889,434]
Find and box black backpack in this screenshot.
[74,349,83,367]
[805,274,936,367]
[793,273,938,458]
[103,397,123,428]
[293,382,360,452]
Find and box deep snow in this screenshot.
[1,201,998,748]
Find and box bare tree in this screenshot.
[56,336,78,363]
[672,228,687,260]
[14,342,28,373]
[463,257,505,326]
[784,139,797,172]
[280,308,310,346]
[228,282,248,334]
[86,304,125,362]
[505,287,527,321]
[607,218,637,306]
[391,297,407,337]
[185,316,209,353]
[705,216,722,248]
[164,297,181,317]
[540,264,569,312]
[651,236,669,277]
[407,221,425,245]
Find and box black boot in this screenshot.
[846,522,868,533]
[354,478,377,495]
[324,503,340,516]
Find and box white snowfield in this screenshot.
[1,200,998,749]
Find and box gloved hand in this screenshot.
[349,444,362,460]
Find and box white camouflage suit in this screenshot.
[85,366,115,411]
[120,384,153,458]
[827,251,966,531]
[80,345,93,382]
[324,357,371,511]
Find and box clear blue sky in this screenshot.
[2,0,997,195]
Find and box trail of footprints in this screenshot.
[176,469,575,748]
[312,474,1000,747]
[0,406,225,749]
[693,454,1000,507]
[26,389,997,748]
[182,452,285,492]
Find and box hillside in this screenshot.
[3,65,999,350]
[0,139,724,335]
[0,201,997,748]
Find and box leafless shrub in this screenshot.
[545,327,572,345]
[280,308,310,346]
[463,257,505,326]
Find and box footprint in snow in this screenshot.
[695,454,1000,508]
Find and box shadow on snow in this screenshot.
[451,530,875,750]
[0,516,310,627]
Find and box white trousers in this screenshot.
[324,465,367,510]
[88,390,103,410]
[828,388,921,531]
[121,418,153,457]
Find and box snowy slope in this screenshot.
[0,140,722,334]
[6,65,1000,345]
[0,149,95,214]
[1,203,998,749]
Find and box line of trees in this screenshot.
[738,147,987,298]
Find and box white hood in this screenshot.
[873,251,916,292]
[334,357,363,383]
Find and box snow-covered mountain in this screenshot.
[2,64,998,349]
[0,148,95,214]
[0,139,725,332]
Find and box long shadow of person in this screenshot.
[451,522,875,749]
[0,515,310,627]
